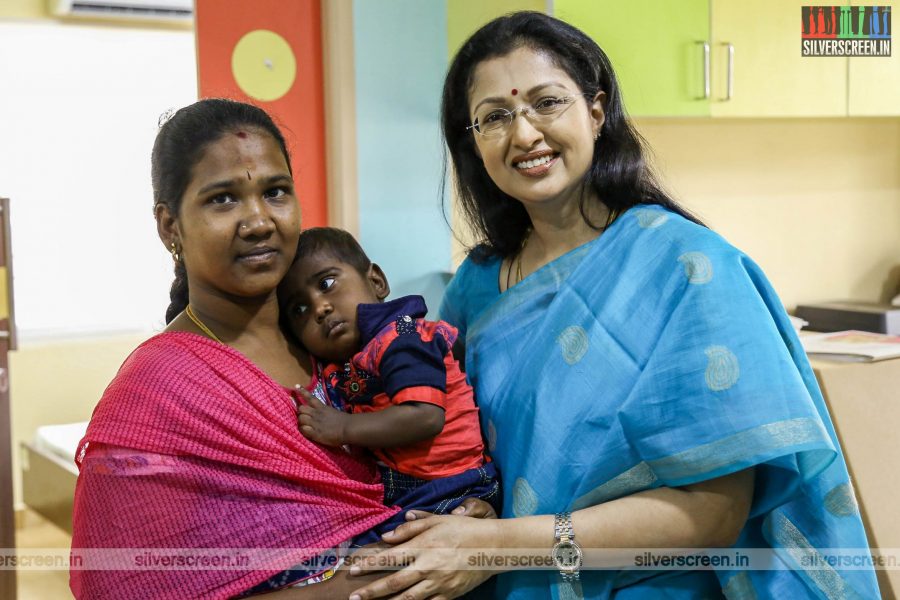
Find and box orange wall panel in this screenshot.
[195,0,327,228]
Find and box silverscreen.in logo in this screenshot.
[802,6,891,56]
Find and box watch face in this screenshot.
[552,541,583,571]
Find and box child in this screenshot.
[278,227,500,542]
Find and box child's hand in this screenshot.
[295,386,350,447]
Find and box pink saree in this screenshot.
[70,332,396,599]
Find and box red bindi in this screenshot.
[236,131,248,139]
[511,88,518,96]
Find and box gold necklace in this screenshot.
[514,228,533,285]
[185,305,223,344]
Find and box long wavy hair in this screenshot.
[151,98,292,323]
[441,11,703,261]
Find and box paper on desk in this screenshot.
[789,315,809,332]
[801,330,900,362]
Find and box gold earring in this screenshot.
[170,242,181,262]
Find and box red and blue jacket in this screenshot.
[322,295,485,480]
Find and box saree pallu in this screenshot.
[441,206,879,599]
[70,332,397,599]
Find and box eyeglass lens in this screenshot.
[472,95,580,136]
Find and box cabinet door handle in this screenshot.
[721,42,735,101]
[697,41,710,100]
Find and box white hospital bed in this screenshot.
[20,421,87,534]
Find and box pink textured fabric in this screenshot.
[70,332,396,599]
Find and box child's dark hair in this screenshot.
[295,227,372,276]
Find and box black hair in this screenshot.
[277,227,374,346]
[151,98,292,323]
[292,227,372,277]
[441,11,703,261]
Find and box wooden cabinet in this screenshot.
[0,198,16,600]
[555,0,711,117]
[556,0,898,117]
[811,356,900,598]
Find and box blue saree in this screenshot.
[440,206,879,599]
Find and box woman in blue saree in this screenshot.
[347,11,879,600]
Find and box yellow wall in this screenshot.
[447,0,545,56]
[636,117,900,309]
[0,0,46,19]
[10,333,149,507]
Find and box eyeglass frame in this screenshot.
[465,93,595,138]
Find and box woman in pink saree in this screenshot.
[71,99,405,598]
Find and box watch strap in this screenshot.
[555,511,575,541]
[553,512,581,582]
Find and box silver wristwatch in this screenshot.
[551,512,583,582]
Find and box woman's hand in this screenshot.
[404,496,498,522]
[348,514,502,600]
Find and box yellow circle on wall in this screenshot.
[231,29,297,102]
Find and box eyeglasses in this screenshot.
[466,94,590,138]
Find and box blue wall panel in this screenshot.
[353,0,450,308]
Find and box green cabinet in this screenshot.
[557,0,897,117]
[555,0,711,116]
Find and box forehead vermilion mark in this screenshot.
[235,131,248,139]
[511,88,518,96]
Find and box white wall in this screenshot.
[0,21,197,340]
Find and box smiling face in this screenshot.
[468,46,605,212]
[279,252,389,363]
[156,128,300,304]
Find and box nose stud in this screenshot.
[239,215,273,234]
[239,220,264,232]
